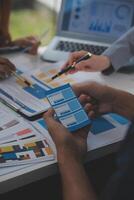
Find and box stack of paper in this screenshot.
[0,104,54,170]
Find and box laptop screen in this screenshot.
[60,0,134,41]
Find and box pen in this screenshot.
[11,71,32,87]
[51,52,92,81]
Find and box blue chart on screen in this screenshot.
[115,5,130,20]
[66,0,134,39]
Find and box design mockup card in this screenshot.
[46,84,91,132]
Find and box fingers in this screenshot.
[79,96,97,119]
[43,109,58,137]
[61,50,87,74]
[84,104,96,118]
[72,81,95,97]
[61,53,110,73]
[0,71,8,79]
[78,94,100,119]
[0,57,16,71]
[0,57,16,79]
[0,33,11,47]
[43,108,55,119]
[84,103,94,113]
[43,108,68,142]
[75,60,93,72]
[12,36,40,55]
[73,83,100,117]
[0,67,11,79]
[12,36,38,47]
[78,94,91,106]
[68,51,87,66]
[24,36,41,55]
[72,81,103,100]
[28,41,41,55]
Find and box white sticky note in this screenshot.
[48,93,64,105]
[60,115,77,127]
[54,103,70,116]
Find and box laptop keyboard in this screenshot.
[55,40,107,55]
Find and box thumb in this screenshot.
[43,108,58,131]
[43,108,65,140]
[43,108,55,120]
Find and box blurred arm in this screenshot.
[59,156,97,200]
[0,0,11,45]
[103,27,134,71]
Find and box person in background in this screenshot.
[62,27,134,75]
[43,81,134,200]
[0,0,40,79]
[0,0,40,54]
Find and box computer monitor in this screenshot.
[59,0,134,43]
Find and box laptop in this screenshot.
[41,0,134,62]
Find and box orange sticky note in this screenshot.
[45,147,53,155]
[50,82,60,88]
[48,69,58,75]
[36,72,47,79]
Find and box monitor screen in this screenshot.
[61,0,134,40]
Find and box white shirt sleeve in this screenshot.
[103,27,134,71]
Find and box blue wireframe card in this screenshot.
[46,84,91,132]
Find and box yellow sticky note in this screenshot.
[43,98,49,103]
[36,72,47,79]
[25,142,36,148]
[62,78,75,84]
[43,77,52,83]
[1,146,14,153]
[50,82,60,87]
[45,147,53,155]
[16,79,28,88]
[58,74,66,79]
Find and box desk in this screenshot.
[0,49,133,194]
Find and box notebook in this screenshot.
[41,0,134,62]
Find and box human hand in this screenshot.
[61,50,111,74]
[43,109,90,163]
[74,81,134,121]
[73,81,119,118]
[10,36,41,55]
[0,32,11,47]
[0,57,16,79]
